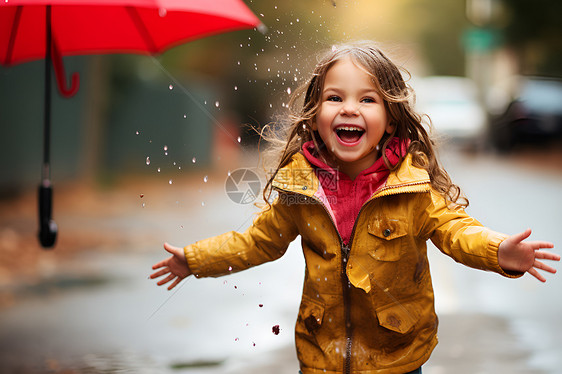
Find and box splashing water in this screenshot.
[168,179,173,185]
[192,157,197,164]
[168,84,173,90]
[146,157,150,165]
[203,176,208,183]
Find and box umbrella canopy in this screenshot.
[1,0,263,65]
[0,0,263,248]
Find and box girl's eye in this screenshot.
[326,95,342,102]
[361,97,376,103]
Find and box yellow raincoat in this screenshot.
[184,152,520,374]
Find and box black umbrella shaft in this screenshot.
[43,5,52,182]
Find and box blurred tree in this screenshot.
[501,0,562,76]
[414,0,470,76]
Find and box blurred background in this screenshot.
[1,0,561,373]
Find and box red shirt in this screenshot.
[302,137,407,245]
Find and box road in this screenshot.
[0,146,561,373]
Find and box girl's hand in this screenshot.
[150,242,192,290]
[498,229,559,282]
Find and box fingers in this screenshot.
[150,268,169,279]
[168,277,182,290]
[533,260,558,274]
[157,273,175,286]
[511,228,532,244]
[528,268,547,283]
[164,242,181,255]
[151,259,168,270]
[528,241,555,250]
[535,250,560,261]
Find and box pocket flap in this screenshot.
[375,297,422,334]
[368,217,408,240]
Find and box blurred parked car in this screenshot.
[413,76,487,146]
[487,76,562,151]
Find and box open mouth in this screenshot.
[335,126,365,145]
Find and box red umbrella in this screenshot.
[0,0,264,248]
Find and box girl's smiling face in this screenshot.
[313,56,393,179]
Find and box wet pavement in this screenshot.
[0,146,561,373]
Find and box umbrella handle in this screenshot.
[51,41,79,98]
[38,182,57,248]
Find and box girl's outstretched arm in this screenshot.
[498,229,559,282]
[150,242,192,290]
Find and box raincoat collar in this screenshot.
[272,141,430,198]
[301,136,408,182]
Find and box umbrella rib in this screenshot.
[125,6,158,53]
[4,6,23,65]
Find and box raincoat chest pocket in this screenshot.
[367,216,408,261]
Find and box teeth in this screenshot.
[337,126,363,131]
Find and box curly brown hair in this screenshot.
[260,41,467,208]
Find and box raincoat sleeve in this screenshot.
[184,194,300,278]
[417,189,523,278]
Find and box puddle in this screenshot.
[170,359,225,370]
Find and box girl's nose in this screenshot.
[339,101,360,116]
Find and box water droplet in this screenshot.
[287,87,291,95]
[163,145,168,151]
[183,114,187,118]
[201,201,205,207]
[237,136,241,143]
[203,176,208,183]
[192,157,197,163]
[145,157,150,165]
[142,203,146,208]
[136,131,140,135]
[168,179,172,184]
[228,266,233,271]
[168,84,173,90]
[215,101,220,108]
[157,167,161,173]
[234,86,238,91]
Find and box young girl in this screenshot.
[150,41,559,374]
